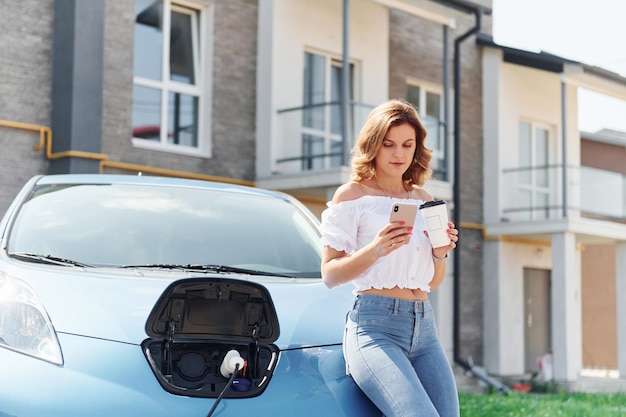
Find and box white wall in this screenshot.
[272,0,389,107]
[498,63,561,169]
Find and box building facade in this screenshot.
[3,0,624,391]
[479,35,626,389]
[1,0,491,375]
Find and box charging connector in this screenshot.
[219,349,245,378]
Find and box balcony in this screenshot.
[501,164,626,223]
[267,102,448,186]
[272,101,374,175]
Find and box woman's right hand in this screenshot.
[373,221,413,257]
[322,221,413,289]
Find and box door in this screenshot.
[524,268,551,373]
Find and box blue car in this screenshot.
[0,174,380,416]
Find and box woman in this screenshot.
[320,99,460,417]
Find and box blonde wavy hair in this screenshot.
[350,99,432,186]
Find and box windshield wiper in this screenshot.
[186,264,296,278]
[120,263,295,278]
[9,252,94,268]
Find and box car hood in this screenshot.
[5,264,355,350]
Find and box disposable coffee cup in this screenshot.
[419,200,450,248]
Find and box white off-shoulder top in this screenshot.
[320,195,435,293]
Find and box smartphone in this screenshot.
[389,202,418,229]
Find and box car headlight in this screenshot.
[0,271,64,365]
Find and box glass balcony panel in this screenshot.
[303,106,325,131]
[330,66,342,136]
[578,166,624,219]
[275,102,374,175]
[330,139,344,168]
[518,122,532,184]
[302,134,324,171]
[502,165,626,222]
[502,165,560,221]
[535,191,549,220]
[535,128,549,187]
[330,102,341,136]
[623,181,626,218]
[516,188,532,221]
[352,104,373,137]
[303,53,326,130]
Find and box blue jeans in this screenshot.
[344,294,460,417]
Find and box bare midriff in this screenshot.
[358,286,428,301]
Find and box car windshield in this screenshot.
[7,182,323,277]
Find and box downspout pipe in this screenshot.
[560,79,568,219]
[443,26,449,181]
[451,9,510,393]
[341,0,352,166]
[452,5,482,372]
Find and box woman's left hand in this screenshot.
[426,221,458,260]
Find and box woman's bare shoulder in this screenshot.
[331,181,368,204]
[409,184,434,202]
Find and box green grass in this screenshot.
[459,391,626,417]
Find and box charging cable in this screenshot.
[206,363,240,417]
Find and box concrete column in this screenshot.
[483,240,501,374]
[50,0,105,174]
[617,242,626,378]
[551,232,582,382]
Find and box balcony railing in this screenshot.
[501,165,626,222]
[274,102,448,180]
[274,101,373,174]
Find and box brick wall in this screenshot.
[101,0,135,165]
[0,0,54,215]
[581,138,626,175]
[582,244,617,368]
[210,0,258,180]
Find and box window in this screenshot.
[518,121,551,220]
[132,0,208,154]
[407,83,446,180]
[301,51,354,170]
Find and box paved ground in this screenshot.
[454,364,626,394]
[453,364,491,394]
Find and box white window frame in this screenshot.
[517,120,555,220]
[132,0,213,157]
[301,49,358,170]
